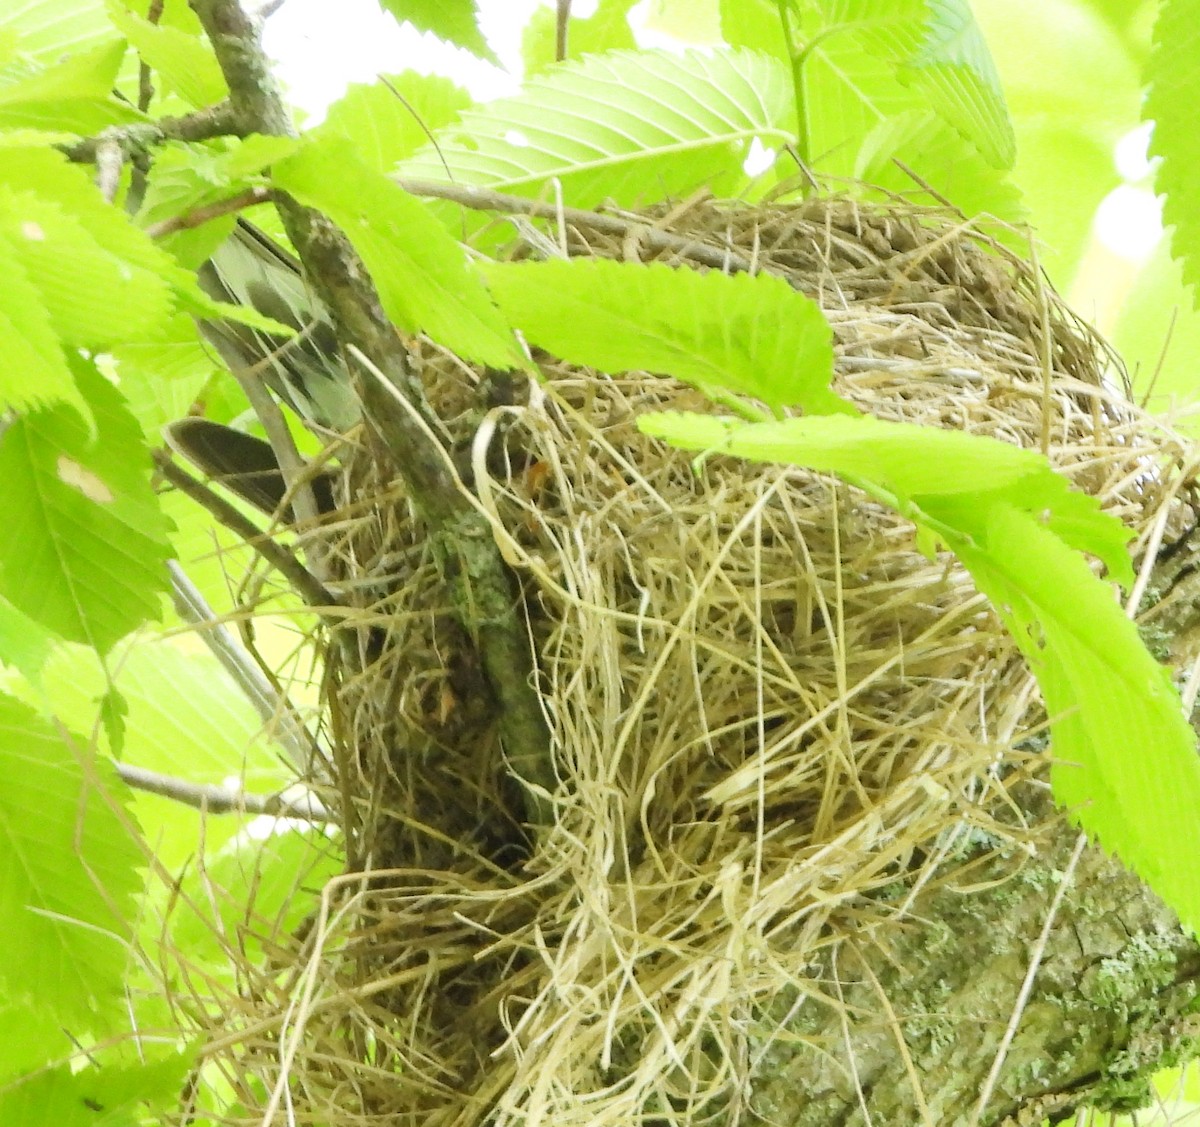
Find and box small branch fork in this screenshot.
[149,0,556,826]
[62,101,242,165]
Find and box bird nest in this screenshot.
[201,195,1198,1125]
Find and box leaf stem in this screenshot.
[777,0,810,168]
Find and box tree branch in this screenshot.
[395,176,749,273]
[144,185,274,238]
[62,101,243,164]
[168,559,326,779]
[187,0,555,826]
[116,759,329,819]
[154,449,337,611]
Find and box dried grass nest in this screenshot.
[220,195,1199,1125]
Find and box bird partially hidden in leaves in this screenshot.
[164,220,355,517]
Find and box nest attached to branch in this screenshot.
[208,195,1198,1125]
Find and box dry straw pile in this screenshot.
[193,194,1197,1125]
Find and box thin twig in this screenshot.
[556,0,571,60]
[396,176,755,274]
[145,186,274,238]
[169,560,324,777]
[155,450,336,610]
[116,759,329,819]
[137,0,166,112]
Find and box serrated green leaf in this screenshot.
[1145,0,1200,301]
[0,693,144,1030]
[0,359,171,653]
[0,0,114,65]
[0,187,173,348]
[723,0,1013,174]
[483,259,850,417]
[398,48,795,208]
[523,0,638,76]
[377,0,498,64]
[274,137,521,369]
[0,38,140,132]
[949,507,1200,933]
[99,686,128,756]
[106,0,226,109]
[0,231,81,413]
[0,996,74,1076]
[0,146,226,333]
[317,71,471,174]
[110,312,216,434]
[639,412,1133,583]
[136,135,298,269]
[897,0,1015,169]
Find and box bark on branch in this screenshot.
[186,0,555,826]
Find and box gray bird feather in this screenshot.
[170,220,357,515]
[197,220,361,433]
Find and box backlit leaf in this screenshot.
[0,694,143,1030]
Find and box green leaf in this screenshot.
[317,71,471,174]
[898,0,1015,169]
[0,38,140,133]
[0,694,144,1031]
[641,410,1200,930]
[0,997,75,1076]
[0,187,173,348]
[719,0,787,57]
[723,0,1013,174]
[523,0,638,75]
[137,134,298,268]
[398,48,795,208]
[377,0,498,64]
[0,0,115,66]
[0,1052,191,1127]
[98,686,128,756]
[483,258,851,417]
[109,312,216,435]
[0,222,81,413]
[1145,0,1200,301]
[33,639,294,869]
[949,507,1200,932]
[638,411,1131,586]
[0,359,172,653]
[0,146,224,340]
[273,136,521,369]
[853,110,1025,229]
[105,0,226,109]
[171,829,341,973]
[0,598,55,682]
